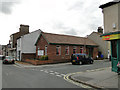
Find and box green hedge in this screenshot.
[39,55,48,60]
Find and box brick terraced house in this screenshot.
[35,32,98,63]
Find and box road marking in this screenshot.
[86,70,91,72]
[63,67,111,88]
[61,74,66,76]
[64,74,92,88]
[49,71,54,72]
[54,72,59,74]
[90,70,95,72]
[56,75,62,77]
[40,70,44,71]
[44,71,49,73]
[49,73,55,75]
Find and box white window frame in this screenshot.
[45,45,47,55]
[80,47,83,54]
[38,50,44,56]
[73,46,77,54]
[65,46,69,55]
[56,45,61,56]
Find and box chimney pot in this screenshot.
[98,27,103,33]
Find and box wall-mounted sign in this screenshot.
[102,34,120,40]
[38,50,44,56]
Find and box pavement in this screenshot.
[67,67,120,89]
[15,61,71,68]
[15,60,120,89]
[15,61,34,67]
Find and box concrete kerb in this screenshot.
[64,67,111,89]
[15,62,24,67]
[15,61,71,68]
[69,74,103,89]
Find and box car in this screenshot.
[0,55,5,60]
[71,53,94,65]
[2,56,15,64]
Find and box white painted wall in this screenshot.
[17,30,41,61]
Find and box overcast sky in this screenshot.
[0,0,113,45]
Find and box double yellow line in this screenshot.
[63,67,111,88]
[63,72,92,88]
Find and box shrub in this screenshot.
[40,56,44,60]
[39,55,48,60]
[44,55,48,60]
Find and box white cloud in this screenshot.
[0,0,112,45]
[0,0,21,14]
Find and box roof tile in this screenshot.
[42,32,97,46]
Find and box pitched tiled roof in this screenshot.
[37,32,98,46]
[90,32,103,36]
[99,0,120,9]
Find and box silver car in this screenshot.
[0,55,5,60]
[3,56,15,64]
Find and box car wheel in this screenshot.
[12,61,15,64]
[72,62,75,65]
[90,61,93,64]
[79,61,82,65]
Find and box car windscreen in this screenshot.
[5,57,13,60]
[73,55,77,59]
[85,55,89,58]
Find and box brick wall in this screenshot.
[93,47,98,59]
[25,59,70,65]
[21,53,36,61]
[36,35,98,63]
[36,35,48,59]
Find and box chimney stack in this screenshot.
[97,27,103,34]
[19,24,29,34]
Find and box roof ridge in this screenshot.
[42,32,86,39]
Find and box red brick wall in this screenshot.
[93,47,98,59]
[25,59,70,65]
[47,45,71,61]
[21,53,36,61]
[36,35,98,62]
[36,35,48,59]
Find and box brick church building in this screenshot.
[35,32,98,63]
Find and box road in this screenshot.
[2,60,110,88]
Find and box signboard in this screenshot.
[38,50,44,56]
[102,34,120,40]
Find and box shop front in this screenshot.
[101,31,120,73]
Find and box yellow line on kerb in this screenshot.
[63,67,111,88]
[63,73,92,88]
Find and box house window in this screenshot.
[38,50,44,56]
[45,46,47,55]
[56,46,61,55]
[65,46,69,55]
[80,47,83,53]
[38,47,40,50]
[111,40,117,58]
[73,46,76,54]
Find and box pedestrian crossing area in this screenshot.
[31,68,66,78]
